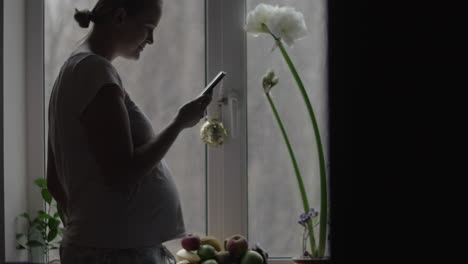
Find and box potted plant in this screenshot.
[245,4,330,263]
[16,178,65,264]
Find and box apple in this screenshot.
[182,233,201,251]
[240,250,264,264]
[226,235,249,258]
[252,243,269,264]
[197,244,217,260]
[215,250,239,264]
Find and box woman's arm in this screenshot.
[80,83,210,192]
[46,136,68,226]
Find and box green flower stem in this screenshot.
[265,92,317,256]
[274,38,328,257]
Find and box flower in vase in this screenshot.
[246,3,329,259]
[298,208,320,258]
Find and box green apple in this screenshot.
[240,250,263,264]
[197,244,217,260]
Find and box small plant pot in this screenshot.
[291,256,331,264]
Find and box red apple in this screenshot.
[226,234,249,258]
[182,233,201,251]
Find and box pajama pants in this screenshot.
[59,242,176,264]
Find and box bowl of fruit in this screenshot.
[176,234,268,264]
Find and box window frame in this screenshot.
[26,0,47,262]
[1,0,5,262]
[205,0,249,244]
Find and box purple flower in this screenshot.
[298,208,319,226]
[308,207,319,217]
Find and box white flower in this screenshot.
[268,6,307,46]
[245,3,279,35]
[245,3,308,46]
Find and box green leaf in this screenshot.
[41,189,53,205]
[47,229,58,242]
[50,246,59,249]
[48,218,60,230]
[27,240,43,248]
[19,212,30,221]
[32,221,46,231]
[34,178,47,188]
[38,211,52,220]
[31,218,41,226]
[54,212,60,218]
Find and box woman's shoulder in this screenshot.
[69,51,120,82]
[70,51,112,70]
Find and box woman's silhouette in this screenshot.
[46,0,211,263]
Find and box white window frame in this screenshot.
[26,0,46,222]
[205,0,248,242]
[24,0,47,262]
[1,0,5,261]
[22,1,297,263]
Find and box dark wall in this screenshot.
[328,0,464,263]
[327,0,353,263]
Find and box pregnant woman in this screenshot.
[46,0,211,263]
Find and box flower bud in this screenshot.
[262,69,279,94]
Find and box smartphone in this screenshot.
[199,71,227,97]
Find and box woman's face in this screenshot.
[117,0,162,60]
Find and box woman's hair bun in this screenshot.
[74,8,94,28]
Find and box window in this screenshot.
[246,0,328,258]
[41,0,328,261]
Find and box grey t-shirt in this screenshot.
[48,51,186,248]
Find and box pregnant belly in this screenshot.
[126,169,181,216]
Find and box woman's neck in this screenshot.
[81,28,118,62]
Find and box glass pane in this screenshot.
[45,0,205,259]
[247,0,328,258]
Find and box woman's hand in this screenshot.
[174,94,212,130]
